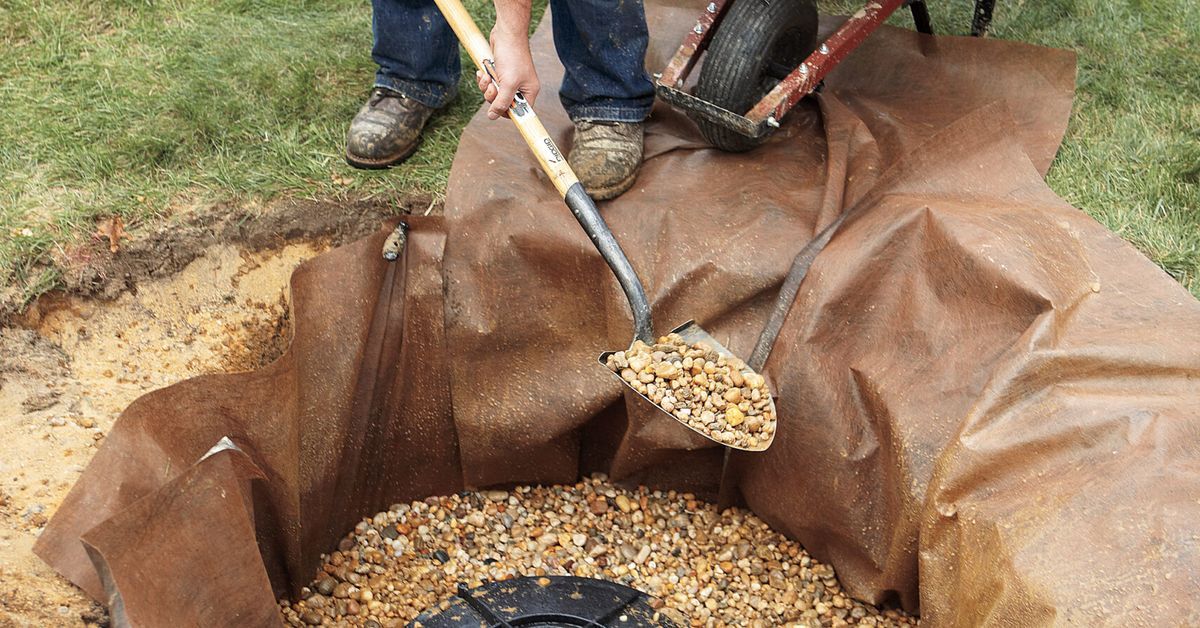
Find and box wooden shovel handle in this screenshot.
[432,0,656,345]
[433,0,580,196]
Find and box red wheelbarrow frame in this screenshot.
[655,0,997,141]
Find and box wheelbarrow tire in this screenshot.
[695,0,819,152]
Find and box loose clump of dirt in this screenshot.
[606,334,775,450]
[279,475,915,627]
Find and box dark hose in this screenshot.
[748,210,848,371]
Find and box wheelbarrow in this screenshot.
[656,0,999,152]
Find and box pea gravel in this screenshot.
[605,334,776,450]
[279,475,915,627]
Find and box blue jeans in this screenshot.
[371,0,655,122]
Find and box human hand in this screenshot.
[476,25,539,120]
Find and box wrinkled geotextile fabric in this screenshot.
[35,0,1200,626]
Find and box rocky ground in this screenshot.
[280,476,917,627]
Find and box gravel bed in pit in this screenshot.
[279,475,916,627]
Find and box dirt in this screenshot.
[3,194,437,327]
[0,196,427,627]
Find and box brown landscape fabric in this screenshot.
[34,1,1200,625]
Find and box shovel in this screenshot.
[421,0,777,453]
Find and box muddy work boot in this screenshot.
[568,121,644,200]
[345,88,436,169]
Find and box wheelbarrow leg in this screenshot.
[908,0,933,35]
[972,0,996,36]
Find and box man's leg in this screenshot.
[371,0,461,107]
[551,0,655,199]
[551,0,654,122]
[346,0,462,169]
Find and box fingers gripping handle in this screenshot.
[432,0,579,196]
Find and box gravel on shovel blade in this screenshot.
[279,475,916,627]
[605,334,777,450]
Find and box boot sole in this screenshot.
[345,137,423,170]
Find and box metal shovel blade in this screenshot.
[598,320,777,452]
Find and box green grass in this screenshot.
[827,0,1200,293]
[1005,0,1200,292]
[1,0,1197,308]
[0,0,518,306]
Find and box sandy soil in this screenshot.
[1,195,428,326]
[1,198,418,627]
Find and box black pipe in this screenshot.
[972,0,996,36]
[564,182,655,344]
[909,0,933,35]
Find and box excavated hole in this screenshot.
[3,197,913,627]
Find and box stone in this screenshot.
[653,362,680,379]
[279,475,914,628]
